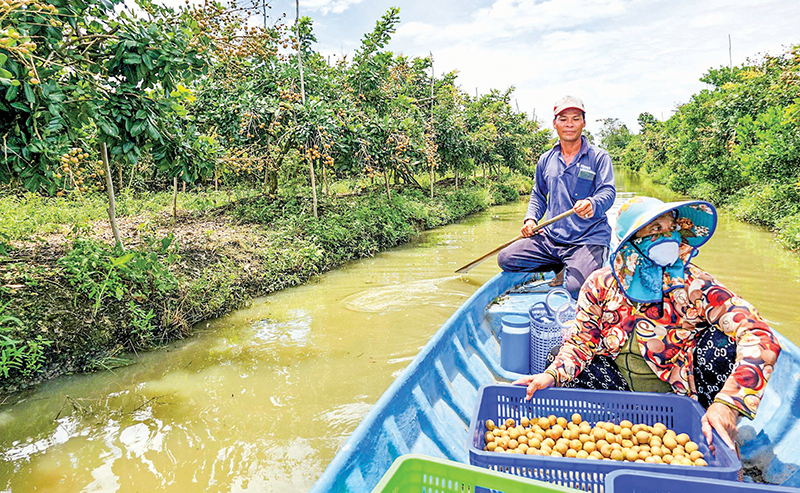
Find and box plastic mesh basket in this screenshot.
[372,454,579,492]
[529,288,575,374]
[529,301,561,374]
[468,385,741,492]
[604,470,796,492]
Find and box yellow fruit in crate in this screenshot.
[538,417,551,430]
[505,418,516,428]
[571,413,582,425]
[695,458,708,467]
[520,416,530,427]
[662,434,677,450]
[685,441,699,454]
[485,419,496,431]
[556,417,568,428]
[676,433,691,446]
[484,432,494,444]
[610,449,624,461]
[690,450,704,461]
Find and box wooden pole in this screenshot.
[172,176,178,222]
[429,51,435,199]
[455,210,575,274]
[728,34,733,73]
[100,142,123,250]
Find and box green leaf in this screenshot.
[112,252,135,267]
[0,54,6,66]
[23,83,35,104]
[0,68,11,78]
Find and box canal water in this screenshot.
[1,169,799,491]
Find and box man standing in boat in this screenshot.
[498,96,615,299]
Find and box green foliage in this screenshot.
[776,213,800,252]
[0,0,212,194]
[597,118,632,159]
[614,44,800,249]
[58,235,179,316]
[0,302,51,379]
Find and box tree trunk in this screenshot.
[100,143,123,250]
[322,160,328,196]
[430,167,434,199]
[296,1,316,218]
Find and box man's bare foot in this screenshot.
[548,269,565,287]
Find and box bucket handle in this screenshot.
[545,288,572,315]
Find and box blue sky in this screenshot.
[161,0,800,136]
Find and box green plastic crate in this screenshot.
[372,454,580,492]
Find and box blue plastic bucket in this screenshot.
[500,315,530,374]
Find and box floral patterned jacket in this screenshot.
[545,264,781,419]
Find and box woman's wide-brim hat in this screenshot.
[611,196,718,266]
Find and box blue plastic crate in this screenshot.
[468,385,742,491]
[604,470,796,492]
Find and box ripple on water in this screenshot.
[342,276,465,313]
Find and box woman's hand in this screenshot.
[701,402,740,453]
[512,373,555,401]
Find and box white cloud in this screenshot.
[300,0,365,15]
[389,0,799,134]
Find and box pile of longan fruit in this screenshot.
[482,413,707,466]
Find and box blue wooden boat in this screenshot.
[311,208,800,492]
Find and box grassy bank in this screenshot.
[0,176,531,393]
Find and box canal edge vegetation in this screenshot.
[596,43,800,252]
[0,176,532,393]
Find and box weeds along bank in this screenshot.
[0,177,530,393]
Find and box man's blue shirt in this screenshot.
[525,135,615,246]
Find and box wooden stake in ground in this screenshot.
[100,142,123,250]
[297,0,317,218]
[172,176,178,222]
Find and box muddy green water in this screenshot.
[1,169,799,492]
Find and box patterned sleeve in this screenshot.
[688,265,781,419]
[545,269,609,385]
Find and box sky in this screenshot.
[157,0,800,136]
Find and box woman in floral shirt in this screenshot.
[514,196,781,452]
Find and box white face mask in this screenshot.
[647,241,680,266]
